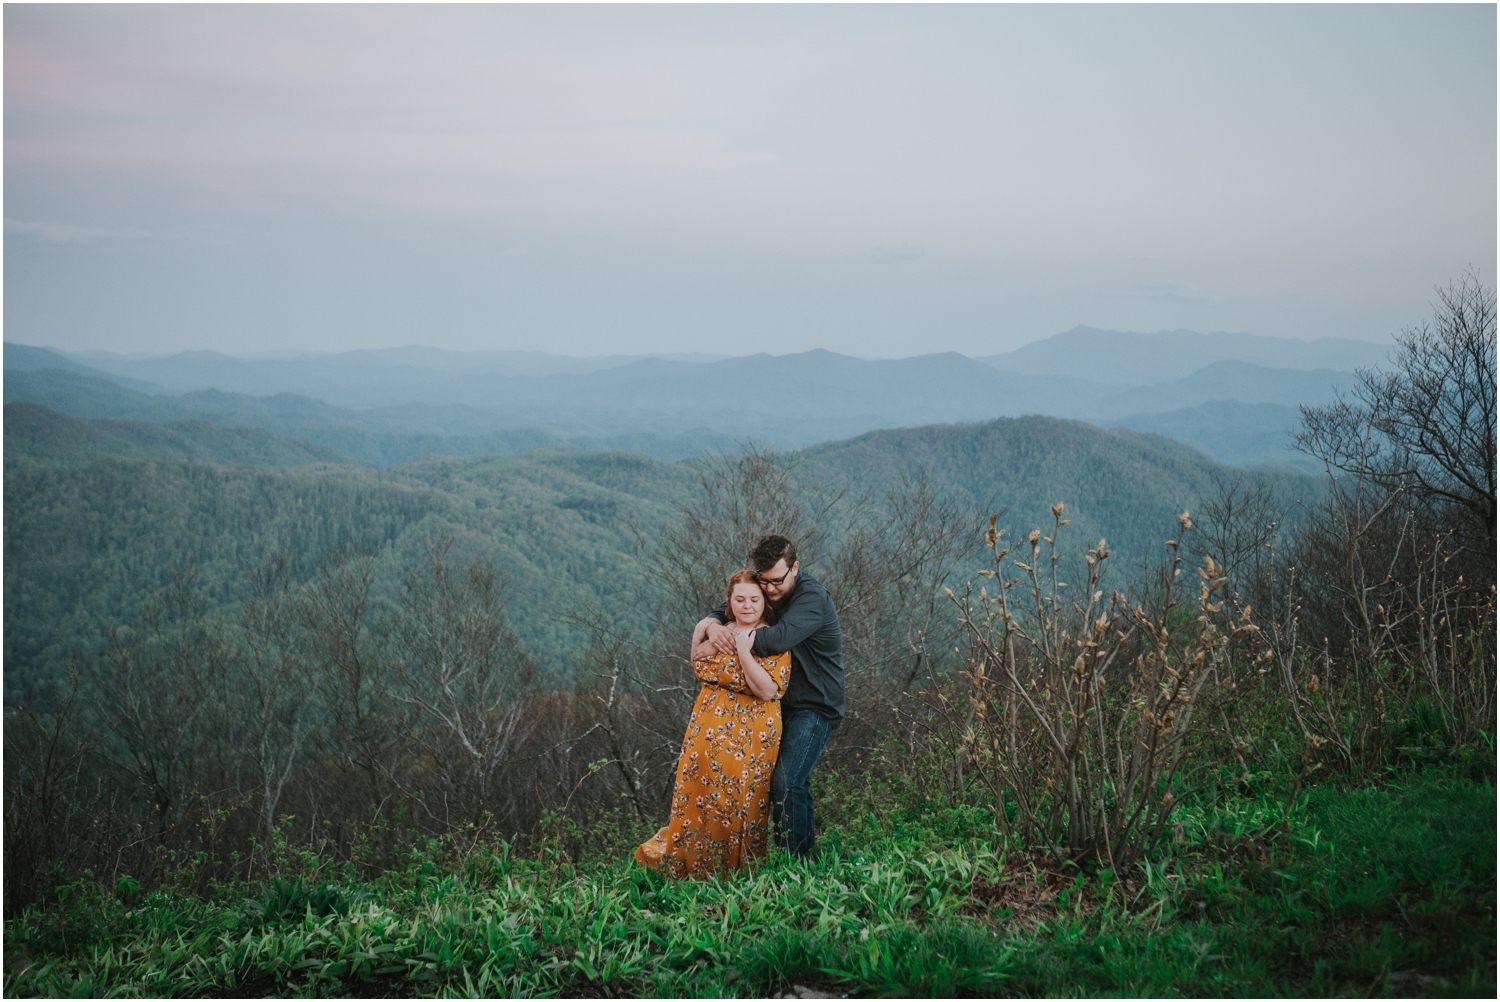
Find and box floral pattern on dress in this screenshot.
[634,649,792,878]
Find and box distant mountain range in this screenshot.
[5,327,1384,469]
[2,370,740,466]
[979,325,1390,385]
[54,344,731,394]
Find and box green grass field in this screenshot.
[5,766,1492,998]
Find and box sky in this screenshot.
[4,4,1495,358]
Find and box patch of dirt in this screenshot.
[962,856,1079,925]
[1210,832,1271,868]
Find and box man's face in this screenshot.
[756,559,798,603]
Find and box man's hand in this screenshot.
[705,620,737,655]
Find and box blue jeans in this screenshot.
[771,709,834,859]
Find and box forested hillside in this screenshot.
[3,449,699,703]
[797,415,1315,582]
[4,402,354,468]
[4,410,1313,705]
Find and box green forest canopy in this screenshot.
[4,402,1320,704]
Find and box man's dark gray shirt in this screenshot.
[712,572,845,722]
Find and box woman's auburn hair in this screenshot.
[725,569,764,618]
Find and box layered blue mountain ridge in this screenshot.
[5,326,1388,471]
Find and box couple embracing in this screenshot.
[634,535,844,877]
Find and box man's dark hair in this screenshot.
[750,535,797,573]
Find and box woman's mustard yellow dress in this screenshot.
[634,649,792,877]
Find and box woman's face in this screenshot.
[729,582,765,626]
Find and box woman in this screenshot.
[635,570,792,877]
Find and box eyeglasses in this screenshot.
[756,567,793,587]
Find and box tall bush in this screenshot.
[946,506,1261,862]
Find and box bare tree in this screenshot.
[391,537,538,823]
[1189,474,1282,602]
[302,546,406,814]
[1272,271,1499,769]
[232,550,311,840]
[821,472,980,726]
[3,669,108,914]
[1298,270,1497,565]
[91,557,233,840]
[650,447,829,635]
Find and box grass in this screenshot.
[4,768,1493,998]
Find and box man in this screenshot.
[699,534,844,859]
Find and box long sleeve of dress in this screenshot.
[693,653,792,698]
[694,654,750,694]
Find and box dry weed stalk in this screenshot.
[948,505,1260,862]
